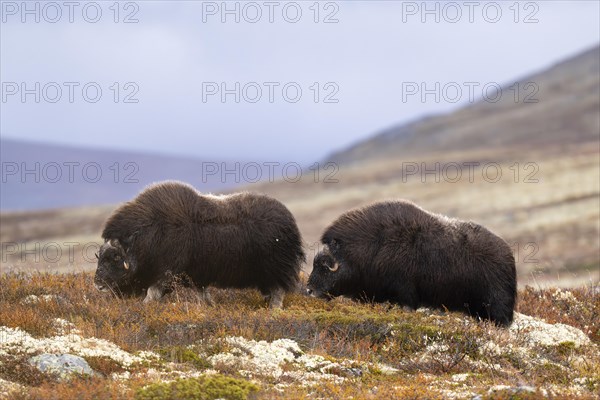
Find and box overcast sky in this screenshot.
[1,1,599,163]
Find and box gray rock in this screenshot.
[515,386,536,394]
[29,354,95,380]
[343,367,363,377]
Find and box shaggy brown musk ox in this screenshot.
[306,200,517,326]
[95,181,305,308]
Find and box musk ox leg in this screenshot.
[268,288,285,309]
[195,287,214,306]
[390,283,419,310]
[143,283,165,303]
[486,303,514,327]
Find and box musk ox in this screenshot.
[94,181,305,308]
[306,201,517,326]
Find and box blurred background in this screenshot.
[1,1,599,287]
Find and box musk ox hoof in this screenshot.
[94,283,110,293]
[143,285,164,303]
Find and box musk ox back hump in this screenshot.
[313,200,517,326]
[101,181,202,243]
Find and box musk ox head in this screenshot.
[306,247,351,299]
[94,239,135,295]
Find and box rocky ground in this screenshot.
[0,273,598,399]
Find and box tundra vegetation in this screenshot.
[0,272,598,399]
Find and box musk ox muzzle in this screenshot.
[93,239,134,295]
[306,249,339,300]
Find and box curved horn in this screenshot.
[123,261,129,270]
[328,262,339,272]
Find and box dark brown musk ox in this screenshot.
[306,200,517,326]
[94,181,306,308]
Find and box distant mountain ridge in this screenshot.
[0,139,279,211]
[326,45,600,165]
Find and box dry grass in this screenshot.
[518,286,600,343]
[0,272,598,399]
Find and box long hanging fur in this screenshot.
[98,181,305,296]
[308,200,516,326]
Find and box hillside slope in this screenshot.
[252,46,600,287]
[0,139,284,211]
[327,46,599,165]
